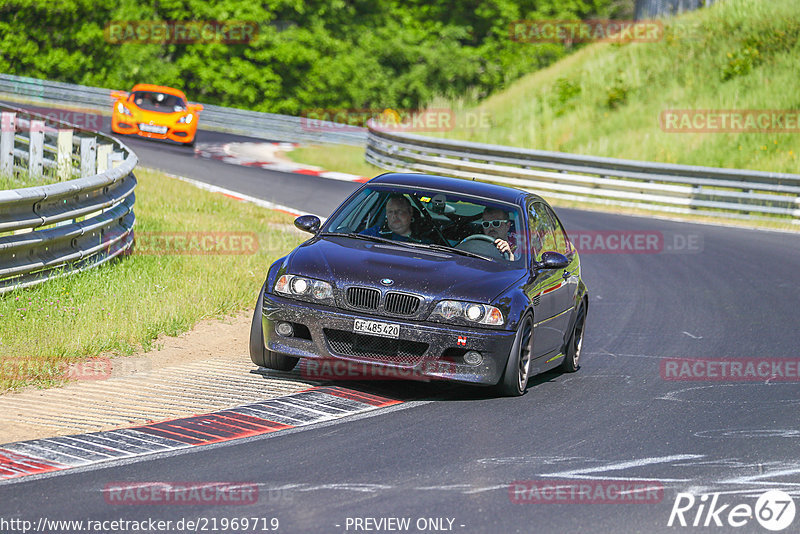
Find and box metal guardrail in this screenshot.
[0,73,366,146]
[6,73,796,224]
[635,0,718,20]
[0,103,137,293]
[366,124,800,222]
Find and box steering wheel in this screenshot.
[455,234,510,260]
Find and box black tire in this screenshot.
[497,314,533,397]
[560,301,586,373]
[249,283,299,371]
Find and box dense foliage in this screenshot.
[0,0,632,114]
[434,0,800,176]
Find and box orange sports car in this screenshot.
[111,84,203,145]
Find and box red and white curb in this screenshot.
[0,386,400,482]
[165,173,325,220]
[194,142,369,183]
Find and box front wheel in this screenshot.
[249,284,299,371]
[497,315,532,397]
[560,302,586,373]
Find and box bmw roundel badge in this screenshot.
[381,278,394,286]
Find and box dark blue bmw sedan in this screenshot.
[250,173,588,396]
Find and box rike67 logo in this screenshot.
[668,490,796,531]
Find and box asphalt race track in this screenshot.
[2,103,800,533]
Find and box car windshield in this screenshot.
[131,91,187,112]
[323,185,527,265]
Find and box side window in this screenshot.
[544,205,570,255]
[528,203,556,261]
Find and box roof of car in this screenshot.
[130,84,187,99]
[368,173,538,205]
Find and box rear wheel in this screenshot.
[560,301,586,373]
[497,315,532,397]
[249,283,299,371]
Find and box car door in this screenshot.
[542,203,578,343]
[525,201,568,360]
[525,202,557,362]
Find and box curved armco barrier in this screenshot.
[366,123,800,224]
[0,104,136,293]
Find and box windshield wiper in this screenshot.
[319,232,415,247]
[321,232,492,260]
[402,242,493,261]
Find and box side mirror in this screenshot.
[294,215,321,234]
[111,90,128,101]
[191,103,204,112]
[536,251,569,270]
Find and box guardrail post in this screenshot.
[110,151,124,168]
[0,112,14,176]
[96,143,112,173]
[80,137,96,178]
[57,129,73,181]
[28,119,44,178]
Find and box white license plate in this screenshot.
[139,123,167,134]
[354,319,400,339]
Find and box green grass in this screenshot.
[430,0,800,174]
[0,168,61,189]
[285,144,382,179]
[0,167,306,392]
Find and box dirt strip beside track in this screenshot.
[0,311,315,445]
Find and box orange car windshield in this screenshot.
[131,91,187,113]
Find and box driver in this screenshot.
[481,208,516,261]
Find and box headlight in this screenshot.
[311,280,333,300]
[116,102,132,116]
[438,300,461,319]
[430,300,504,326]
[178,113,193,124]
[274,274,333,302]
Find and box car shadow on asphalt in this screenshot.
[250,366,567,403]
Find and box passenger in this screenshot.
[481,207,517,260]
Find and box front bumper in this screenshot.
[261,293,516,385]
[111,115,196,143]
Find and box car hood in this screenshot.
[283,235,525,302]
[131,108,183,122]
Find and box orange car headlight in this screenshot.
[177,113,193,124]
[116,102,132,116]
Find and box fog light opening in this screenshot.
[276,321,294,337]
[463,351,483,365]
